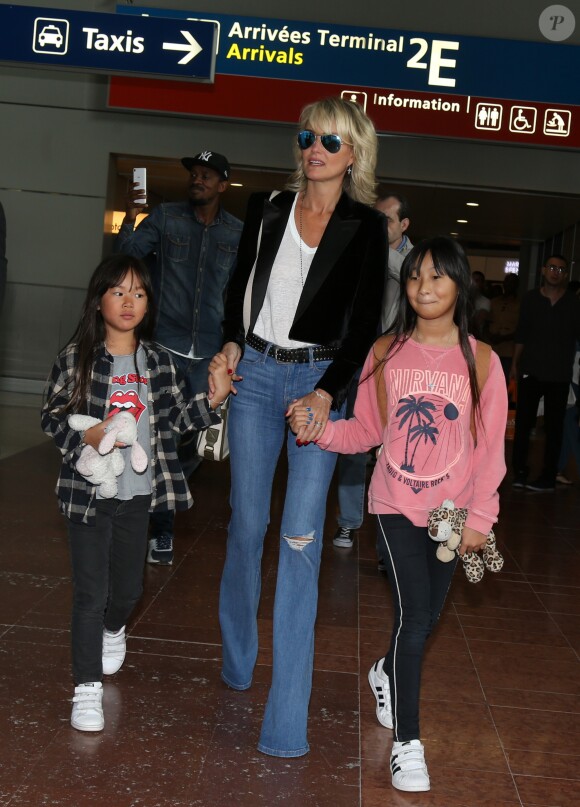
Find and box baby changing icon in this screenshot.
[544,109,571,137]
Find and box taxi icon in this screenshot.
[38,24,63,48]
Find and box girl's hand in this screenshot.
[82,420,119,451]
[459,526,488,556]
[287,403,312,434]
[286,388,332,445]
[83,418,129,451]
[209,341,243,398]
[208,353,232,409]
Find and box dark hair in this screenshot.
[544,253,568,268]
[375,236,483,433]
[60,254,156,413]
[376,188,411,221]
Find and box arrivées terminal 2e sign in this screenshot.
[117,5,579,105]
[109,6,580,150]
[0,4,217,80]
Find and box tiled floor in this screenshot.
[0,429,578,806]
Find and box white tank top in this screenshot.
[253,194,317,348]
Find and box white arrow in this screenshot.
[162,30,202,65]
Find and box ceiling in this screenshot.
[115,156,580,255]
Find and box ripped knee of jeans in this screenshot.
[284,531,315,552]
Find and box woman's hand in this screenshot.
[209,341,243,398]
[286,388,332,444]
[208,353,231,409]
[459,526,488,556]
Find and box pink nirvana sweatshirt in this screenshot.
[319,337,508,535]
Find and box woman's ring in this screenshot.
[314,420,323,426]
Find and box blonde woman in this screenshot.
[211,97,387,757]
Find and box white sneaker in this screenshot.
[71,682,104,732]
[368,660,393,728]
[147,534,174,565]
[333,526,355,548]
[390,740,430,792]
[102,626,126,675]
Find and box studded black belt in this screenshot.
[245,332,338,364]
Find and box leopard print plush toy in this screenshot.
[427,499,504,583]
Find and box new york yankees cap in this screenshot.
[181,151,230,180]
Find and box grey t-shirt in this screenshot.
[97,347,152,500]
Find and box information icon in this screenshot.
[341,90,367,111]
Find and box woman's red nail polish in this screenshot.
[296,439,303,446]
[227,369,233,374]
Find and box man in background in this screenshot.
[117,151,242,563]
[0,201,7,312]
[511,255,580,492]
[488,273,520,381]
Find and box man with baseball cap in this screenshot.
[117,150,242,564]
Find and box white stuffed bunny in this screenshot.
[69,412,148,498]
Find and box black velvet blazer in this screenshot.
[222,190,387,408]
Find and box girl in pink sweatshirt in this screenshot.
[288,236,507,794]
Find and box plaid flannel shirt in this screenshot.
[41,341,220,525]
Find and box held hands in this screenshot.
[286,389,332,445]
[208,352,233,409]
[209,341,243,400]
[459,525,488,556]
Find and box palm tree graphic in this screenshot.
[408,421,439,471]
[396,395,437,472]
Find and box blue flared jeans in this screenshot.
[219,344,343,757]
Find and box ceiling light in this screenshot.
[230,182,243,187]
[457,219,468,223]
[450,232,459,236]
[466,202,479,207]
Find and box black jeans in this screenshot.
[512,375,569,483]
[376,514,457,742]
[67,495,151,684]
[150,355,209,538]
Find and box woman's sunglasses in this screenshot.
[297,130,352,154]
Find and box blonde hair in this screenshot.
[286,97,378,205]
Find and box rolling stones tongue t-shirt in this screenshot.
[98,347,151,499]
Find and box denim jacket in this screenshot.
[117,202,242,358]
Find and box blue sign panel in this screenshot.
[120,5,580,106]
[0,4,217,80]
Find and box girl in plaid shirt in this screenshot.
[42,254,230,733]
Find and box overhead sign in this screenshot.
[117,6,580,105]
[109,74,580,150]
[0,4,217,80]
[109,7,580,150]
